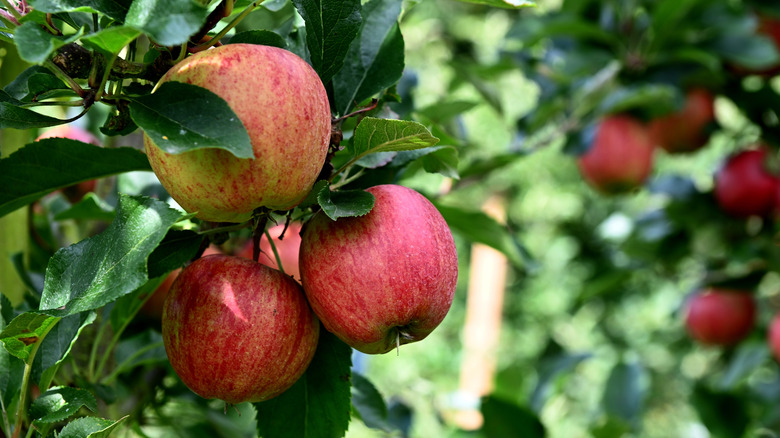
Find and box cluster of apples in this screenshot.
[138,44,458,404]
[577,88,716,194]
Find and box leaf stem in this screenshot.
[0,0,21,21]
[43,60,85,97]
[264,229,285,275]
[100,342,164,385]
[93,53,117,102]
[191,0,256,51]
[330,168,365,189]
[197,221,251,235]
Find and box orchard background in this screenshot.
[2,0,780,437]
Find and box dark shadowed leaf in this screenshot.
[332,0,404,115]
[124,0,208,46]
[481,395,546,437]
[421,146,459,179]
[129,82,253,159]
[292,0,361,84]
[32,311,96,386]
[255,330,352,438]
[28,0,131,21]
[29,386,97,423]
[602,361,646,428]
[58,415,128,438]
[14,22,83,64]
[691,383,750,437]
[3,66,68,102]
[228,30,288,48]
[0,90,68,130]
[146,229,204,279]
[0,139,152,218]
[530,352,592,412]
[352,372,391,431]
[111,329,166,379]
[0,295,25,409]
[719,341,770,390]
[318,188,375,220]
[38,195,183,317]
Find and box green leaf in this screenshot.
[29,386,97,423]
[129,82,253,159]
[351,372,391,431]
[691,384,749,437]
[32,312,96,386]
[0,139,152,219]
[53,193,116,222]
[14,22,83,64]
[481,395,546,438]
[597,84,678,118]
[298,179,330,209]
[0,313,58,362]
[332,0,404,115]
[81,26,143,56]
[0,295,24,411]
[28,0,131,21]
[718,341,769,390]
[125,0,208,46]
[454,0,534,8]
[255,330,352,438]
[38,195,183,317]
[146,229,204,279]
[228,30,288,48]
[602,361,645,428]
[421,146,459,179]
[0,90,67,130]
[58,415,128,438]
[111,329,166,378]
[530,352,591,412]
[318,188,375,220]
[3,66,68,102]
[292,0,362,84]
[351,118,439,160]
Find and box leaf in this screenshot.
[228,30,288,48]
[318,188,375,220]
[351,372,390,431]
[58,415,129,438]
[38,195,183,317]
[481,395,546,438]
[29,386,97,423]
[112,329,166,378]
[28,0,131,21]
[129,82,253,159]
[298,179,330,209]
[351,118,439,160]
[0,313,58,362]
[530,352,591,412]
[0,295,25,410]
[146,229,204,279]
[602,361,645,428]
[14,22,83,64]
[0,139,152,219]
[255,330,352,438]
[292,0,362,84]
[597,84,678,118]
[332,0,404,115]
[53,193,116,222]
[718,341,770,390]
[81,26,143,56]
[124,0,208,46]
[0,90,68,130]
[32,312,97,387]
[454,0,535,8]
[421,146,459,179]
[3,66,68,102]
[691,384,749,437]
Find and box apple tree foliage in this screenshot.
[2,0,780,437]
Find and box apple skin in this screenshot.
[37,125,101,202]
[144,44,331,223]
[237,222,302,281]
[162,254,319,403]
[577,115,655,194]
[684,289,756,346]
[648,89,715,154]
[714,147,779,218]
[299,184,458,355]
[768,313,780,362]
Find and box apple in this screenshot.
[36,124,102,203]
[299,184,458,355]
[237,222,302,281]
[162,254,319,403]
[577,115,655,194]
[714,147,779,218]
[684,288,756,346]
[648,88,715,154]
[768,313,780,362]
[143,44,331,223]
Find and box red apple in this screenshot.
[162,254,319,403]
[144,44,331,223]
[577,115,655,194]
[36,124,102,202]
[768,313,780,361]
[299,184,458,354]
[648,89,715,154]
[714,147,779,218]
[685,288,756,346]
[237,222,302,281]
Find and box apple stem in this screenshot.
[264,229,286,275]
[251,213,269,263]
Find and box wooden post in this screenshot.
[454,196,508,430]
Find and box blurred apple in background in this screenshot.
[648,88,716,154]
[685,288,756,346]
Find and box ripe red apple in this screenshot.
[237,222,302,281]
[577,115,655,194]
[684,288,756,346]
[648,88,715,154]
[37,124,102,202]
[768,313,780,362]
[162,254,319,403]
[299,184,458,354]
[144,44,331,223]
[714,147,779,218]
